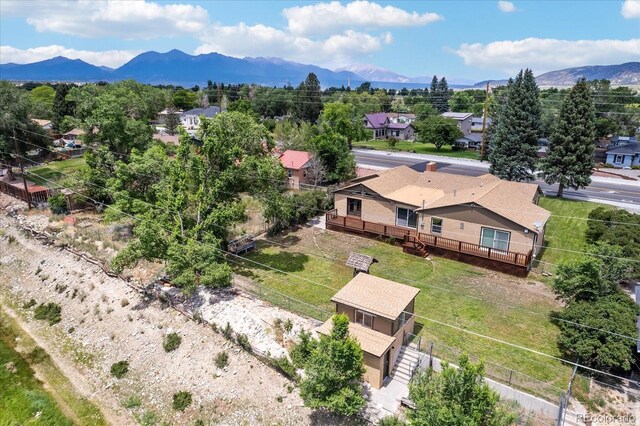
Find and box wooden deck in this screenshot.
[325,209,532,269]
[0,179,53,204]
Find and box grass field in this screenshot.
[27,158,87,187]
[537,197,612,269]
[232,227,571,398]
[353,139,481,160]
[0,309,106,426]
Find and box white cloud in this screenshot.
[497,1,517,13]
[195,23,392,68]
[0,45,141,68]
[455,38,640,74]
[621,0,640,18]
[282,1,442,36]
[0,0,209,39]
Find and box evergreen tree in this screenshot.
[488,69,541,181]
[436,77,451,113]
[52,83,76,131]
[300,314,366,416]
[540,78,596,197]
[294,73,323,123]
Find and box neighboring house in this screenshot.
[386,113,416,124]
[54,128,85,148]
[316,273,419,389]
[32,119,52,131]
[453,133,483,150]
[470,116,492,133]
[180,106,220,130]
[441,112,473,135]
[363,113,416,140]
[606,142,640,168]
[278,149,314,188]
[609,135,637,147]
[326,165,550,273]
[537,138,550,158]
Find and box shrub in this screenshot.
[210,322,218,333]
[8,235,16,244]
[22,298,37,309]
[283,318,293,333]
[269,355,299,381]
[601,163,615,168]
[48,192,69,215]
[122,395,142,408]
[192,310,203,324]
[221,322,233,341]
[215,351,229,369]
[34,303,62,325]
[379,416,406,426]
[172,391,193,412]
[137,410,159,426]
[289,330,316,368]
[163,332,182,352]
[631,165,640,170]
[236,333,251,352]
[110,360,129,379]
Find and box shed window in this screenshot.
[613,154,623,163]
[347,198,362,217]
[355,310,374,329]
[480,228,511,252]
[430,217,443,234]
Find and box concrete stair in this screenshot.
[391,346,423,385]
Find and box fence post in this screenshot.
[508,369,513,385]
[428,342,434,369]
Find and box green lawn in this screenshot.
[0,310,106,425]
[27,158,87,187]
[353,139,481,160]
[537,197,612,269]
[232,228,570,399]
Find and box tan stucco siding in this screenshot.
[363,351,384,388]
[335,302,394,336]
[334,192,414,227]
[420,205,536,255]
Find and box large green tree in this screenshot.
[294,73,323,123]
[488,69,541,181]
[415,115,462,150]
[30,85,56,119]
[540,79,596,197]
[408,354,515,426]
[52,83,76,131]
[309,131,356,183]
[319,102,367,149]
[300,314,366,416]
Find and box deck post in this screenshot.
[487,247,492,259]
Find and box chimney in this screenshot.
[425,161,437,172]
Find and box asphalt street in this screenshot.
[353,150,640,208]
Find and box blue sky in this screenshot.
[1,0,639,81]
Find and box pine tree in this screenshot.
[294,73,323,123]
[540,78,596,197]
[436,77,451,113]
[488,69,541,181]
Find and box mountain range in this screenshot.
[1,49,638,89]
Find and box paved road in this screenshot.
[354,150,640,208]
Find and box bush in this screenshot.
[283,318,293,333]
[122,395,142,408]
[269,355,299,381]
[265,190,333,235]
[221,322,233,341]
[236,333,251,352]
[22,298,37,309]
[48,192,69,215]
[110,360,130,378]
[214,351,228,369]
[631,165,640,170]
[601,163,615,168]
[34,303,62,325]
[172,391,193,412]
[289,330,316,368]
[163,332,182,352]
[379,416,406,426]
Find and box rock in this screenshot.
[5,362,17,373]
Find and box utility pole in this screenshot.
[13,128,32,209]
[480,81,490,162]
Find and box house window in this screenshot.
[396,207,417,228]
[347,198,362,217]
[480,228,511,252]
[355,310,374,328]
[287,169,293,178]
[613,154,624,164]
[430,217,443,234]
[303,170,307,178]
[460,222,464,230]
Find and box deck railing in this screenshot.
[326,210,532,267]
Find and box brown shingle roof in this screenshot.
[331,273,420,320]
[345,252,377,272]
[316,319,395,357]
[339,166,550,233]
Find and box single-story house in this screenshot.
[278,149,314,188]
[537,138,550,158]
[180,106,220,130]
[32,119,53,130]
[441,112,473,135]
[453,133,483,150]
[363,113,416,140]
[316,273,419,389]
[606,142,640,168]
[387,113,416,124]
[53,128,85,148]
[326,165,550,272]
